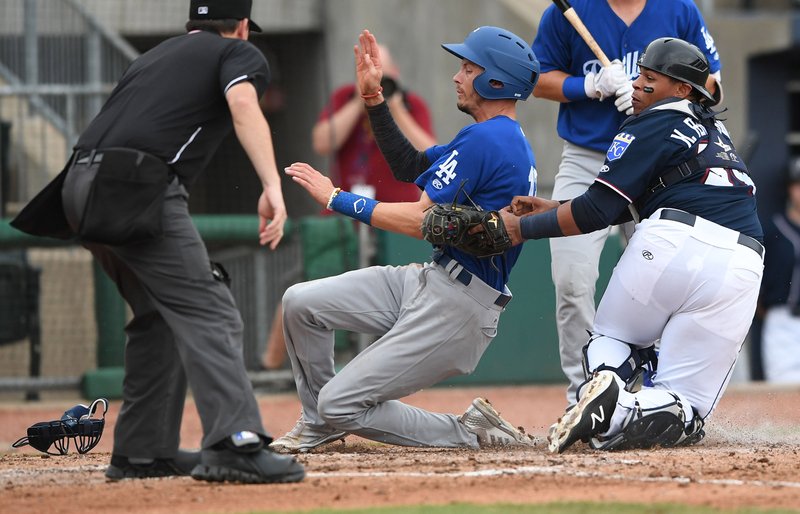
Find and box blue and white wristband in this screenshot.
[328,188,379,226]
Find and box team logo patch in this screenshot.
[606,133,635,161]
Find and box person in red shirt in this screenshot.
[312,44,435,202]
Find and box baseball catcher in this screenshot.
[421,183,512,258]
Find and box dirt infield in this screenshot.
[2,383,799,513]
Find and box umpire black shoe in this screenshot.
[105,449,201,480]
[191,431,305,484]
[547,370,620,454]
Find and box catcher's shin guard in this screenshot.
[589,393,705,451]
[580,334,658,402]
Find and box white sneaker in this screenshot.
[269,417,347,453]
[459,397,536,448]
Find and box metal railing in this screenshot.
[0,0,139,210]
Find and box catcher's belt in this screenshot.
[434,253,511,308]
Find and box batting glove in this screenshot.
[614,81,634,115]
[585,60,629,101]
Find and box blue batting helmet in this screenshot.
[442,26,539,101]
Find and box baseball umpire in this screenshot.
[11,0,303,483]
[270,27,538,452]
[498,37,763,452]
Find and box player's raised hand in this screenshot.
[354,30,383,103]
[284,162,336,208]
[510,196,560,216]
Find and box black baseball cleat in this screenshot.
[105,449,201,480]
[191,431,305,484]
[547,370,620,454]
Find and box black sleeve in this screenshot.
[570,182,632,233]
[366,101,431,183]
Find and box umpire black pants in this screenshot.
[73,177,266,458]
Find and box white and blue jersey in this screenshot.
[532,0,720,152]
[595,99,762,240]
[417,116,536,290]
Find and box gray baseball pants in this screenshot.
[282,260,509,448]
[549,142,612,407]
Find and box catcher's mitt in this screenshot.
[421,203,511,257]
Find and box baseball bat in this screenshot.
[551,0,611,67]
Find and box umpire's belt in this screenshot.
[74,151,104,165]
[657,208,764,258]
[433,254,511,308]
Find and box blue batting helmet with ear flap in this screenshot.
[442,26,539,101]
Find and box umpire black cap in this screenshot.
[189,0,262,32]
[638,37,715,105]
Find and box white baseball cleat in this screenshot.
[269,417,347,454]
[547,370,619,454]
[459,397,536,448]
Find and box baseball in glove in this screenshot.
[421,203,511,258]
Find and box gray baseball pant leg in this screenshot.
[283,262,502,448]
[84,180,265,453]
[89,245,187,459]
[549,142,610,407]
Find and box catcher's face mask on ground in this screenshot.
[11,398,109,455]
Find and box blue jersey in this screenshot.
[418,116,536,290]
[594,99,762,240]
[532,0,720,152]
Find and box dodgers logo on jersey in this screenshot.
[607,133,635,161]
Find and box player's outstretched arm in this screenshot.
[285,162,430,239]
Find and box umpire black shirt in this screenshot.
[76,30,270,187]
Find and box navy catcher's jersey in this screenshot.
[532,0,720,152]
[594,99,762,240]
[418,116,536,290]
[77,31,269,187]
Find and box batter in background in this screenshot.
[532,0,722,408]
[498,38,762,453]
[758,156,800,384]
[270,27,539,453]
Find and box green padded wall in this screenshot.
[375,229,623,385]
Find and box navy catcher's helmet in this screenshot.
[442,26,539,101]
[637,37,716,105]
[11,398,108,455]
